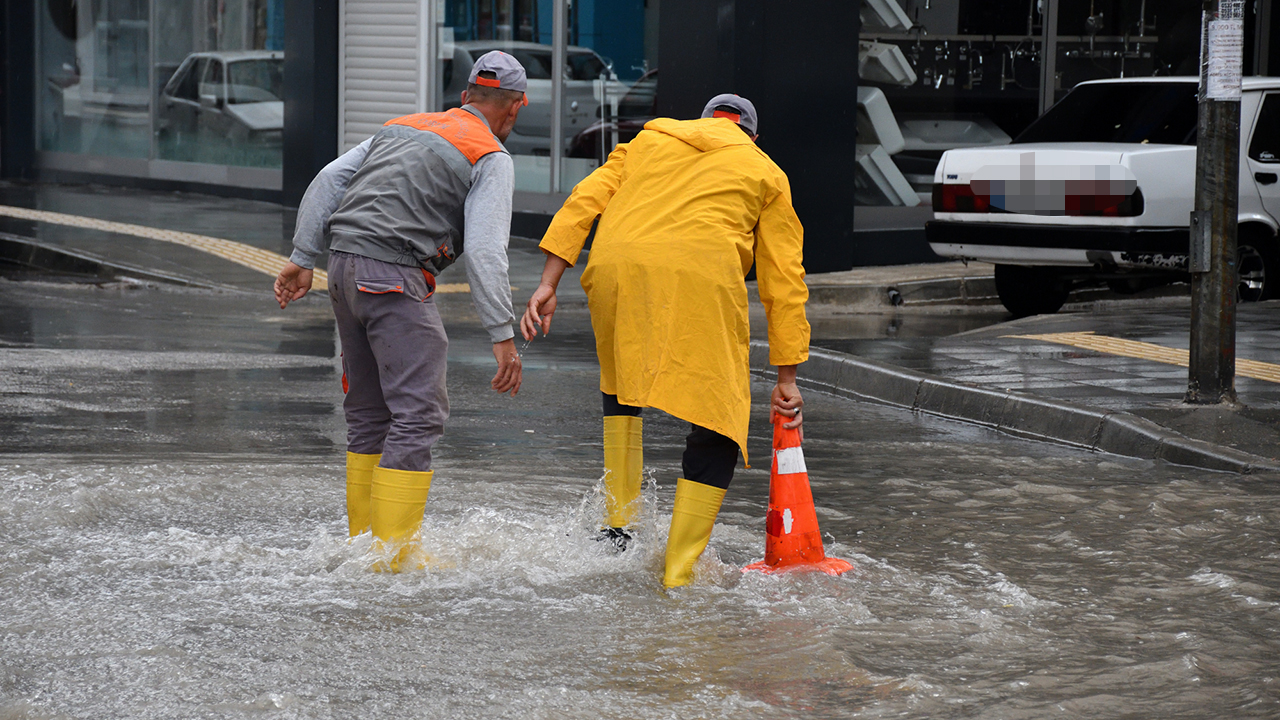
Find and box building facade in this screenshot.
[1,1,1276,271]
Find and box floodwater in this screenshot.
[3,274,1280,718]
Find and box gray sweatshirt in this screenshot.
[289,123,517,343]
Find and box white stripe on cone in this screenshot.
[774,446,807,475]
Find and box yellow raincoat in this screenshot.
[539,117,809,461]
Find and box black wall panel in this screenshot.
[283,0,340,207]
[658,0,858,273]
[1,0,36,180]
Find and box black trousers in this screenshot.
[603,393,738,490]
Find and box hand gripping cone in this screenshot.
[744,413,854,576]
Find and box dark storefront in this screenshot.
[3,1,1279,273]
[851,0,1280,267]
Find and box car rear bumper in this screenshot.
[926,220,1189,269]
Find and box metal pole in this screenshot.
[550,0,567,193]
[1256,0,1272,75]
[149,0,158,162]
[427,0,437,112]
[1187,0,1243,405]
[1038,0,1060,115]
[422,0,441,113]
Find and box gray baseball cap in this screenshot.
[469,50,530,104]
[701,93,758,136]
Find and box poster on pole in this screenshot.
[1207,0,1244,100]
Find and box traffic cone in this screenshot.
[743,412,854,576]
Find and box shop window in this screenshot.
[434,0,654,193]
[154,0,284,169]
[169,58,201,102]
[36,0,286,174]
[37,0,152,158]
[854,0,1210,208]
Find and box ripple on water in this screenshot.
[4,455,1280,718]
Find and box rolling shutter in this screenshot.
[339,0,423,152]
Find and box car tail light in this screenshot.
[932,183,990,213]
[1067,187,1144,217]
[934,183,1144,217]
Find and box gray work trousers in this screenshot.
[328,250,449,472]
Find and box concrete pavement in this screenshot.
[752,289,1280,473]
[2,180,1277,474]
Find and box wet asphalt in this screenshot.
[1,183,1279,717]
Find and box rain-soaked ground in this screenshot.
[3,254,1280,718]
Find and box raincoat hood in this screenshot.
[643,117,757,154]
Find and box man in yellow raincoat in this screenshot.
[519,94,809,588]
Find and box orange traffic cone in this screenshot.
[744,412,854,576]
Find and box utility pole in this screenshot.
[1187,0,1244,405]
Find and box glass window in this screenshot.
[567,51,608,81]
[558,0,653,190]
[1015,81,1199,146]
[228,59,283,104]
[37,0,152,159]
[854,0,1213,208]
[616,69,657,118]
[1249,93,1280,163]
[506,48,553,79]
[439,0,654,193]
[154,0,285,169]
[203,59,224,102]
[167,58,200,102]
[37,0,285,175]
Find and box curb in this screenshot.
[808,275,1000,308]
[748,274,1000,309]
[0,232,229,290]
[751,341,1280,475]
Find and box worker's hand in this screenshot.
[520,283,558,341]
[491,338,522,396]
[274,262,313,309]
[771,365,804,441]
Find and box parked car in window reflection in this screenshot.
[569,68,658,163]
[159,51,284,146]
[442,41,619,156]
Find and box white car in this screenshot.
[159,50,284,145]
[442,41,619,156]
[927,77,1280,317]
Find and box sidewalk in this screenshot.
[0,181,565,296]
[0,182,296,290]
[2,180,1275,474]
[753,290,1280,474]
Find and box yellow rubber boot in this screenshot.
[369,466,433,573]
[663,478,727,588]
[603,415,644,529]
[345,452,381,537]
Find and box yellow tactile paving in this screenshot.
[0,204,477,295]
[0,204,330,291]
[1008,331,1280,384]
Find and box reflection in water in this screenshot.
[805,309,1008,341]
[0,295,34,345]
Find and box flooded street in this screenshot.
[3,264,1279,718]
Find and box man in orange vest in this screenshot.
[273,51,529,570]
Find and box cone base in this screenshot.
[743,556,855,577]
